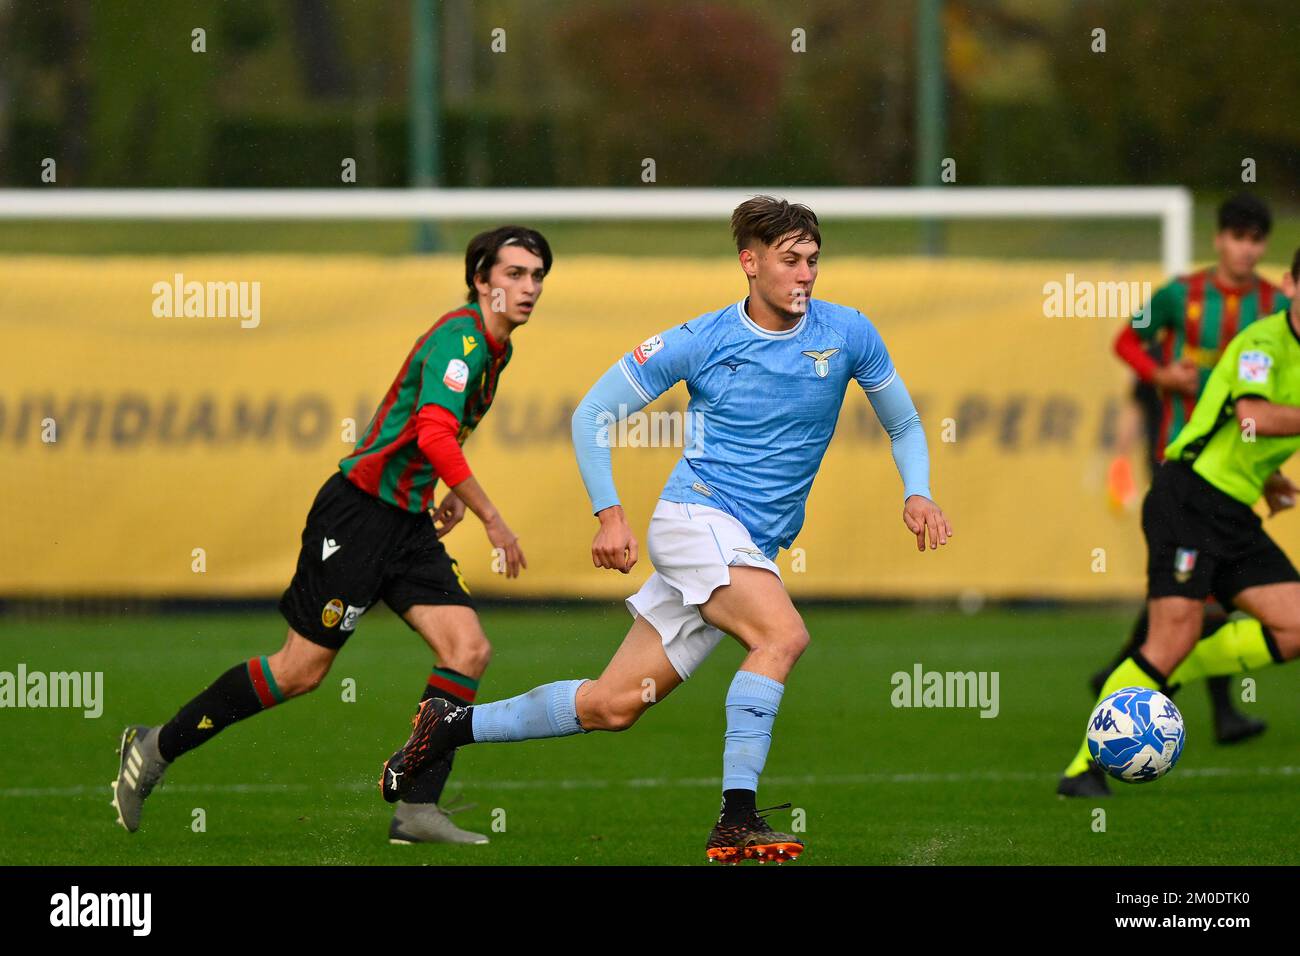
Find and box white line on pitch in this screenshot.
[6,765,1300,799]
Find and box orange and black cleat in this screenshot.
[379,697,464,803]
[705,803,804,864]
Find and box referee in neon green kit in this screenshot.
[1060,246,1300,792]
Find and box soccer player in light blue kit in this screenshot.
[379,197,952,862]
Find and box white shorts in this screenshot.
[626,499,781,680]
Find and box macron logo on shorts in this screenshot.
[321,537,341,561]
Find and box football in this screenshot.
[1087,687,1186,783]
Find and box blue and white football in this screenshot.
[1087,687,1185,783]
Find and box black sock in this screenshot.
[1207,675,1234,711]
[1105,610,1151,674]
[448,706,477,748]
[157,656,286,762]
[720,788,757,823]
[403,667,478,805]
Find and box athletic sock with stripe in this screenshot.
[157,656,286,762]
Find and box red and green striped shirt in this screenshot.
[1136,268,1287,451]
[340,302,512,513]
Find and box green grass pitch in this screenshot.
[3,605,1297,865]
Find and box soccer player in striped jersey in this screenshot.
[378,196,952,862]
[1078,195,1288,781]
[111,227,550,844]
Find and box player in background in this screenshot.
[376,196,952,863]
[111,227,549,844]
[1091,195,1287,751]
[1060,246,1300,797]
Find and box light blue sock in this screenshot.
[470,679,587,743]
[722,670,785,792]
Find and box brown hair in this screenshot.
[464,225,553,302]
[730,195,821,253]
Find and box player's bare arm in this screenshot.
[1152,359,1200,396]
[1236,396,1300,437]
[1263,471,1298,516]
[449,474,527,578]
[432,489,466,538]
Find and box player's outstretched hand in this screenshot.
[592,505,638,574]
[903,495,952,552]
[484,513,527,578]
[1264,471,1298,517]
[431,491,466,538]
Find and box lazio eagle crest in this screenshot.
[801,348,840,378]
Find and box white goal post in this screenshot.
[0,187,1193,274]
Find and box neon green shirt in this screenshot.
[1165,310,1300,505]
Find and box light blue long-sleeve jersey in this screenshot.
[570,297,931,558]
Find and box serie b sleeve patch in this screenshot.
[1238,350,1273,385]
[633,334,664,365]
[443,358,470,392]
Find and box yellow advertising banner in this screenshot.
[4,254,1292,600]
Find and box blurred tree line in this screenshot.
[1,0,1297,192]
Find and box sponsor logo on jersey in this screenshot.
[340,603,367,633]
[462,335,478,356]
[1182,345,1223,369]
[801,348,840,378]
[633,334,664,365]
[443,358,470,392]
[321,598,345,628]
[1174,547,1198,583]
[1238,350,1272,384]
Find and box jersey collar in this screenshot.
[467,301,509,358]
[1207,266,1257,298]
[737,297,808,339]
[1286,310,1300,348]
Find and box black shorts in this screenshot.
[278,471,475,650]
[1142,461,1299,606]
